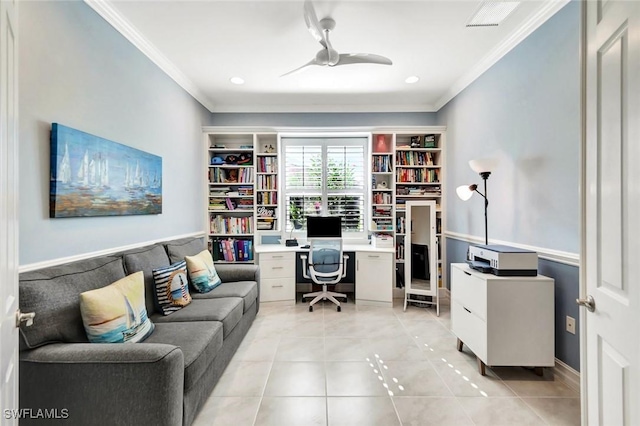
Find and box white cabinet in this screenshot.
[403,200,439,314]
[450,263,555,375]
[355,251,393,306]
[257,252,295,303]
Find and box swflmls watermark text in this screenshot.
[4,408,69,420]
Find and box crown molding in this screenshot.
[209,103,438,113]
[84,0,217,112]
[434,0,571,111]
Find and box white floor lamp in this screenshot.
[456,157,498,245]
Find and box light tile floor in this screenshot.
[193,298,580,426]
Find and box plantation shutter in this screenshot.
[326,144,365,232]
[283,137,367,235]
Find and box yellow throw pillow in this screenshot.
[79,271,154,343]
[185,250,221,293]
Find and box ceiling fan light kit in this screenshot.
[281,0,393,77]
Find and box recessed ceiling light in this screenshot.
[230,77,245,85]
[467,1,520,27]
[405,76,420,84]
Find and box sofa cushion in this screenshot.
[80,271,155,343]
[191,281,257,313]
[165,237,206,264]
[152,261,192,315]
[185,250,222,293]
[145,321,223,392]
[151,298,243,338]
[19,256,126,348]
[122,244,171,315]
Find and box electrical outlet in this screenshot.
[566,316,576,334]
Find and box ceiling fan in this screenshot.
[281,0,393,77]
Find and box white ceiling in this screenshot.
[88,0,569,113]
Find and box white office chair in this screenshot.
[301,239,348,312]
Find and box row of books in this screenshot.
[210,215,253,234]
[372,192,392,204]
[210,238,254,262]
[209,197,254,210]
[257,192,277,204]
[396,185,441,196]
[396,151,435,166]
[372,155,392,172]
[372,205,392,218]
[257,157,278,173]
[209,168,254,184]
[396,242,405,261]
[396,168,440,183]
[257,174,277,190]
[396,216,406,234]
[372,218,393,231]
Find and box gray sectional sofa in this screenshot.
[18,236,260,426]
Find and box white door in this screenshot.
[583,0,640,424]
[0,0,19,423]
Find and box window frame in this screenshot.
[280,133,371,240]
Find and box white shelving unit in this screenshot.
[205,132,256,263]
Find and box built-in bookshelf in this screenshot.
[255,134,279,233]
[206,133,255,263]
[394,132,445,296]
[371,134,395,233]
[203,128,445,277]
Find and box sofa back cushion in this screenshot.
[164,237,206,264]
[122,244,171,315]
[19,256,126,348]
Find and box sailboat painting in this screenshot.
[50,123,162,217]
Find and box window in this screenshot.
[282,136,367,236]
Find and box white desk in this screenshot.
[255,243,395,306]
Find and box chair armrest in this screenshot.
[19,343,184,426]
[215,263,260,283]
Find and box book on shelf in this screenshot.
[211,238,254,262]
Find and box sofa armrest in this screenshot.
[216,263,260,284]
[19,343,184,426]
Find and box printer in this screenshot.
[467,244,538,276]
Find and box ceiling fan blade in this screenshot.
[281,58,322,77]
[336,53,393,66]
[303,0,327,48]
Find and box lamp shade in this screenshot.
[469,157,499,174]
[456,185,475,201]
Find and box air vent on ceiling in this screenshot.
[466,1,520,27]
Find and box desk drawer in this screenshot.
[451,300,487,361]
[260,258,295,279]
[259,252,295,262]
[451,265,487,321]
[260,277,295,302]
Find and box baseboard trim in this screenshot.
[444,231,580,267]
[553,358,581,393]
[19,231,206,273]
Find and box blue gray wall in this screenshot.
[439,2,581,371]
[19,1,210,265]
[209,112,437,127]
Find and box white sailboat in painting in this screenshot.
[86,153,111,190]
[57,143,72,184]
[77,150,90,188]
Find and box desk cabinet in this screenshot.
[450,263,554,375]
[355,252,393,306]
[257,252,295,303]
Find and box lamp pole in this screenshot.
[479,172,491,245]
